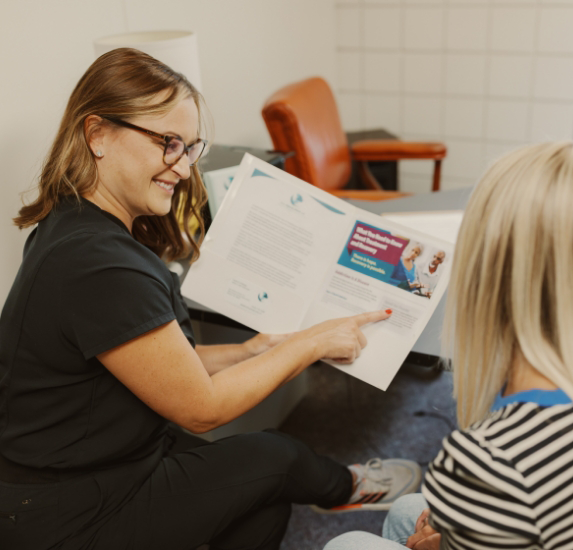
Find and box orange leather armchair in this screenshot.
[262,77,447,201]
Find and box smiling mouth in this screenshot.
[153,180,176,193]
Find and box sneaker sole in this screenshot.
[310,459,422,514]
[310,502,394,513]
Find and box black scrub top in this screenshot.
[0,197,195,475]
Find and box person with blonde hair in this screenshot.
[324,141,573,550]
[0,49,421,550]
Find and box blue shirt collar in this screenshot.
[491,388,572,412]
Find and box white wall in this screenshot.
[335,0,573,193]
[0,0,336,306]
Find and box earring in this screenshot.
[96,150,103,157]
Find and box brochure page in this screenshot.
[182,154,453,390]
[300,210,452,390]
[183,155,357,333]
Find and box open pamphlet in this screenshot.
[181,154,454,391]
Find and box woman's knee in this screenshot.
[387,494,426,522]
[382,493,427,542]
[324,531,400,550]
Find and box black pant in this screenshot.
[1,430,352,550]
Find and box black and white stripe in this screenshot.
[422,403,573,550]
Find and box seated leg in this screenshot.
[324,531,406,550]
[322,493,428,550]
[382,493,428,545]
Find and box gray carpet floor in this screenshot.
[277,362,456,550]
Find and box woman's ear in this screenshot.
[84,115,105,158]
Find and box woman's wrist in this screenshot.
[289,330,324,365]
[242,334,264,359]
[243,332,301,360]
[242,333,286,358]
[239,331,324,378]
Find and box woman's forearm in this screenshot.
[193,334,320,432]
[195,343,254,375]
[195,333,292,375]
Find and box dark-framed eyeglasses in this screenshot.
[101,116,208,167]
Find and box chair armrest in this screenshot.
[329,189,412,201]
[351,140,447,162]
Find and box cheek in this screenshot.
[131,160,161,189]
[117,142,159,183]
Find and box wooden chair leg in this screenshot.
[360,158,443,192]
[357,161,384,190]
[432,160,442,192]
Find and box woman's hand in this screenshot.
[295,309,392,364]
[197,308,390,375]
[415,508,431,532]
[246,308,392,364]
[406,509,440,550]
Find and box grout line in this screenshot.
[359,1,366,130]
[398,0,405,137]
[358,90,550,101]
[480,0,493,166]
[356,90,573,106]
[122,0,130,32]
[440,0,447,141]
[352,1,572,7]
[401,135,531,145]
[337,47,573,58]
[526,0,542,142]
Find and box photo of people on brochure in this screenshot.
[337,221,448,299]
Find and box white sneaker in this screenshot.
[311,458,422,513]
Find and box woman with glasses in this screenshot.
[0,49,421,550]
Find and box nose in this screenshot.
[171,153,191,180]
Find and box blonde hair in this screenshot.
[444,141,573,429]
[14,48,210,262]
[405,242,424,256]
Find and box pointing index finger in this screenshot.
[353,309,392,327]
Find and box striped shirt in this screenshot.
[422,390,573,550]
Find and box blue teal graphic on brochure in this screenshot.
[252,168,273,179]
[290,194,303,206]
[311,197,346,215]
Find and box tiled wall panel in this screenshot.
[335,0,573,192]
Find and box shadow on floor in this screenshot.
[278,362,456,550]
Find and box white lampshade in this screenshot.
[94,30,202,92]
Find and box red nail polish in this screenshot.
[385,309,392,314]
